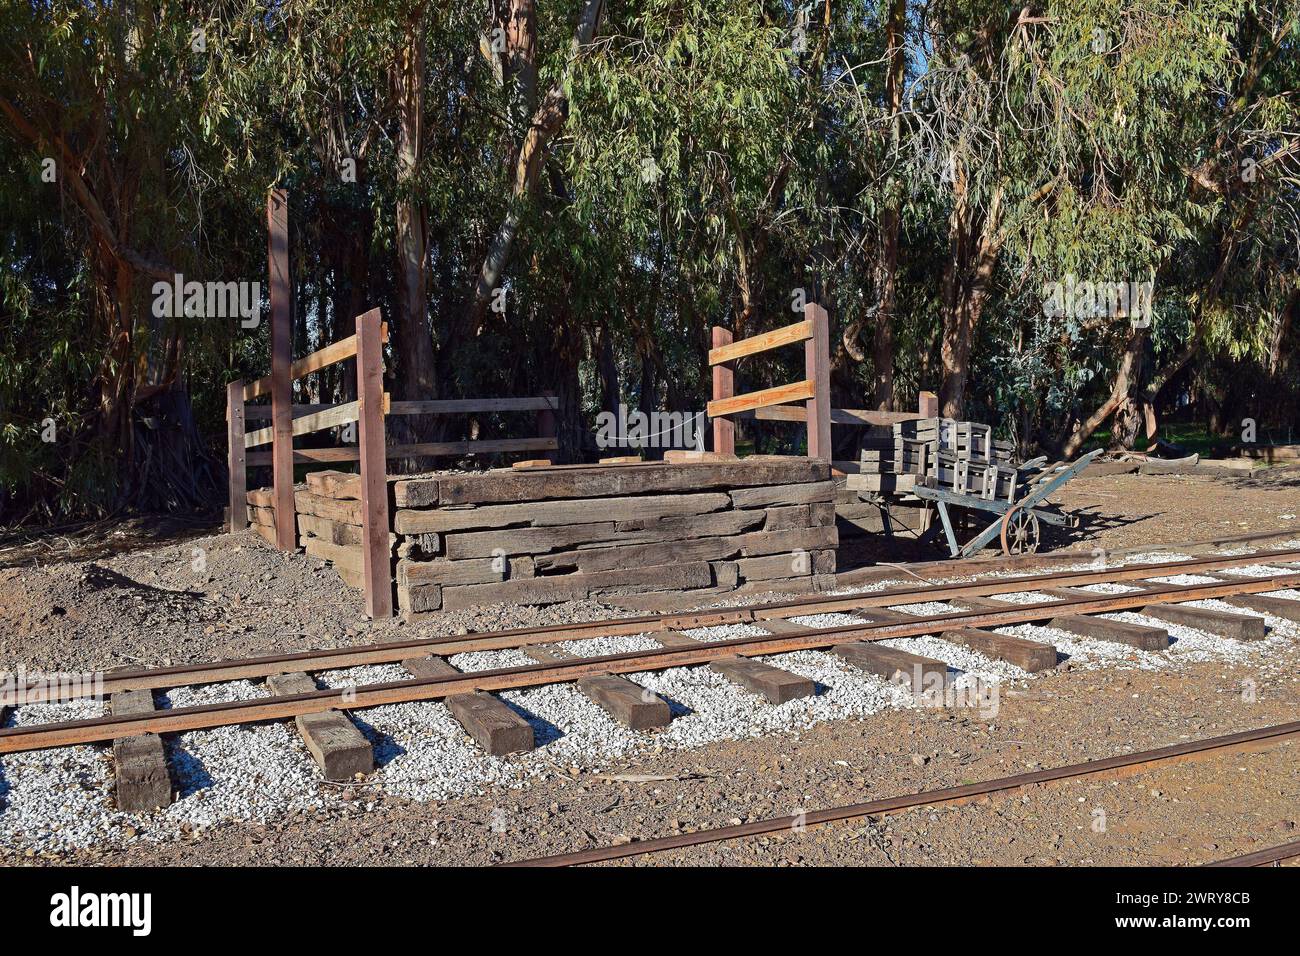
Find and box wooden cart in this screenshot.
[906,448,1103,557]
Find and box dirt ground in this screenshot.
[1,467,1298,867]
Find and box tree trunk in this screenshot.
[392,14,438,453]
[1061,330,1146,457]
[596,322,620,415]
[465,0,604,335]
[871,0,906,411]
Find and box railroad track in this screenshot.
[1207,840,1300,867]
[1,545,1298,754]
[505,720,1300,867]
[15,547,1297,705]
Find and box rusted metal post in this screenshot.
[918,390,938,418]
[356,308,393,618]
[537,389,558,463]
[804,303,831,460]
[268,189,296,550]
[711,327,735,456]
[226,380,247,532]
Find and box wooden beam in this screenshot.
[707,379,815,418]
[244,394,390,447]
[1141,604,1267,641]
[243,323,389,401]
[244,403,332,421]
[403,657,534,756]
[711,327,735,455]
[226,380,247,532]
[918,390,939,417]
[707,318,813,365]
[1049,615,1170,650]
[804,302,831,460]
[356,308,393,619]
[268,188,296,551]
[245,436,559,467]
[940,628,1058,672]
[111,690,173,811]
[708,657,815,704]
[388,396,557,415]
[741,406,927,426]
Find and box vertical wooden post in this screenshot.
[804,302,832,460]
[917,390,938,418]
[356,308,393,619]
[711,327,735,456]
[267,189,296,551]
[226,381,247,533]
[537,389,558,463]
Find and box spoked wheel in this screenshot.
[1000,506,1041,555]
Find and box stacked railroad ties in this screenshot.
[252,458,839,615]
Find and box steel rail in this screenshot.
[2,570,1297,754]
[504,721,1300,867]
[1205,840,1300,867]
[7,547,1300,705]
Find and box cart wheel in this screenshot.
[1000,507,1041,555]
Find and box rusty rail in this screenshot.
[506,721,1300,866]
[2,565,1298,754]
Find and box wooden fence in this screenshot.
[709,302,938,461]
[225,190,558,618]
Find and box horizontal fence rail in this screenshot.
[709,302,830,458]
[707,318,813,366]
[242,322,389,401]
[707,379,815,418]
[243,395,392,448]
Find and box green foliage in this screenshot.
[1,0,1297,522]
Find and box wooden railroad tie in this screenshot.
[403,656,534,756]
[1220,593,1300,624]
[266,672,374,781]
[523,646,672,730]
[110,690,173,812]
[1139,603,1268,641]
[1048,615,1171,650]
[939,628,1059,673]
[831,643,948,693]
[659,623,816,703]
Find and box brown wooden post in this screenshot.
[537,389,558,463]
[917,390,938,418]
[226,380,247,533]
[267,189,296,550]
[711,327,735,456]
[804,302,832,460]
[356,308,393,618]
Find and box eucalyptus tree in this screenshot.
[0,1,239,513]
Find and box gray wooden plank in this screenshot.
[708,656,815,704]
[1221,593,1300,624]
[832,642,948,691]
